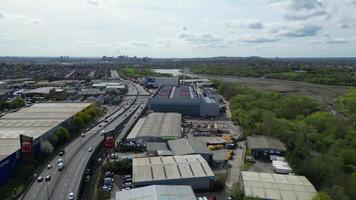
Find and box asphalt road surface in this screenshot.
[22,82,148,200]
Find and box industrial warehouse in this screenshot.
[0,102,92,184]
[132,155,215,190]
[125,112,182,144]
[115,185,196,200]
[168,138,213,163]
[241,171,317,200]
[148,85,220,117]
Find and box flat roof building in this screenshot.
[0,102,91,184]
[126,112,182,144]
[168,138,212,163]
[115,185,196,200]
[133,155,214,190]
[144,77,179,88]
[149,85,220,117]
[247,136,287,158]
[241,171,317,200]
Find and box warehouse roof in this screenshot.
[126,112,182,140]
[242,171,317,200]
[168,138,211,155]
[115,185,196,200]
[0,103,91,160]
[133,155,214,183]
[146,142,169,152]
[247,136,286,151]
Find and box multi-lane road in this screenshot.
[22,81,149,200]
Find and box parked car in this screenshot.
[104,177,114,182]
[58,162,65,171]
[85,175,90,183]
[105,171,113,178]
[122,182,132,188]
[245,156,256,163]
[124,175,132,179]
[57,158,64,164]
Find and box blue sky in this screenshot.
[0,0,355,57]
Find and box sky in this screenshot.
[0,0,356,58]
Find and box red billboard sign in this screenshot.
[20,135,33,154]
[104,136,114,148]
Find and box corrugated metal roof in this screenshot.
[168,138,211,155]
[242,172,316,200]
[0,103,91,159]
[247,136,286,151]
[146,142,169,152]
[126,112,181,140]
[115,185,196,200]
[133,155,214,184]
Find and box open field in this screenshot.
[202,74,350,106]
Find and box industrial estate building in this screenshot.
[132,155,214,190]
[0,102,92,184]
[241,171,317,200]
[149,85,220,117]
[115,185,197,200]
[168,138,213,163]
[125,112,182,144]
[247,136,287,158]
[143,77,179,88]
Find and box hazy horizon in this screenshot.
[1,0,356,58]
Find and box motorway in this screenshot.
[22,81,149,200]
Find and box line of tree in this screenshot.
[117,67,173,79]
[192,65,356,86]
[0,97,25,111]
[215,80,356,200]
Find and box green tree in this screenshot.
[9,97,25,109]
[55,127,70,146]
[312,192,332,200]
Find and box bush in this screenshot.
[41,140,54,154]
[214,174,226,191]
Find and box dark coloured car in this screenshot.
[59,150,65,156]
[45,175,51,182]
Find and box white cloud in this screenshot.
[86,0,99,6]
[225,20,264,30]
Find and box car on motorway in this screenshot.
[45,175,51,182]
[85,175,90,183]
[59,149,65,156]
[99,124,102,128]
[68,192,75,200]
[88,147,93,152]
[104,120,109,123]
[47,164,52,170]
[37,176,44,182]
[58,162,65,171]
[81,133,86,137]
[58,158,64,164]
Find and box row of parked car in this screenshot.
[102,171,114,192]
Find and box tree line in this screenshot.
[214,80,356,200]
[192,65,356,86]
